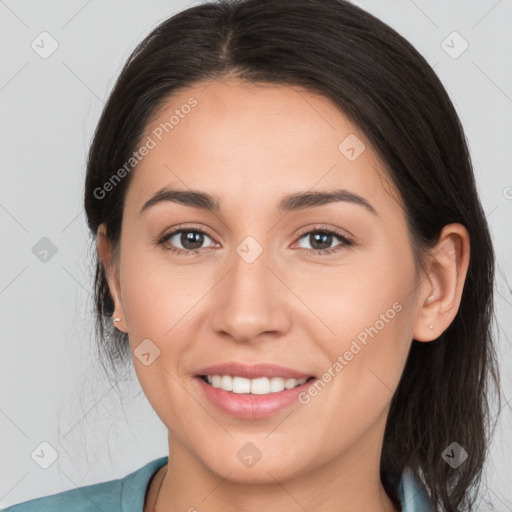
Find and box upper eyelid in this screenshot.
[164,224,216,241]
[294,224,352,239]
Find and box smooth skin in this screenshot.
[97,77,470,512]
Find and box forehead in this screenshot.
[125,78,402,219]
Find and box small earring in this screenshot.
[112,317,121,323]
[429,324,433,329]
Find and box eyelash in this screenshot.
[156,224,354,257]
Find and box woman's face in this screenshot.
[103,78,429,482]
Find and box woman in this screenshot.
[4,0,500,510]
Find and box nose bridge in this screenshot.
[210,233,291,342]
[232,235,271,292]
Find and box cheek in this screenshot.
[298,250,414,342]
[117,246,196,423]
[120,267,166,341]
[117,241,215,379]
[118,237,193,335]
[308,244,417,393]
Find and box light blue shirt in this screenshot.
[2,456,435,511]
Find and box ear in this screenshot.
[97,223,128,333]
[412,223,470,342]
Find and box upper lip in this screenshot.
[196,362,314,380]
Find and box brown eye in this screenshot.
[295,228,354,256]
[159,228,216,255]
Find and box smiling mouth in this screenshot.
[198,375,316,395]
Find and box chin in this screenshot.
[199,445,313,484]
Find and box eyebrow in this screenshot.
[139,187,378,216]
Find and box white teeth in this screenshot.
[204,375,308,394]
[221,375,233,391]
[270,377,285,392]
[251,377,270,395]
[233,376,251,393]
[284,378,300,390]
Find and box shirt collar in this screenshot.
[398,466,436,511]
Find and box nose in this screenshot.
[209,244,292,344]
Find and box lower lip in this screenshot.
[195,376,316,420]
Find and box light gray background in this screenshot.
[1,0,511,509]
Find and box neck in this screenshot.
[151,421,399,512]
